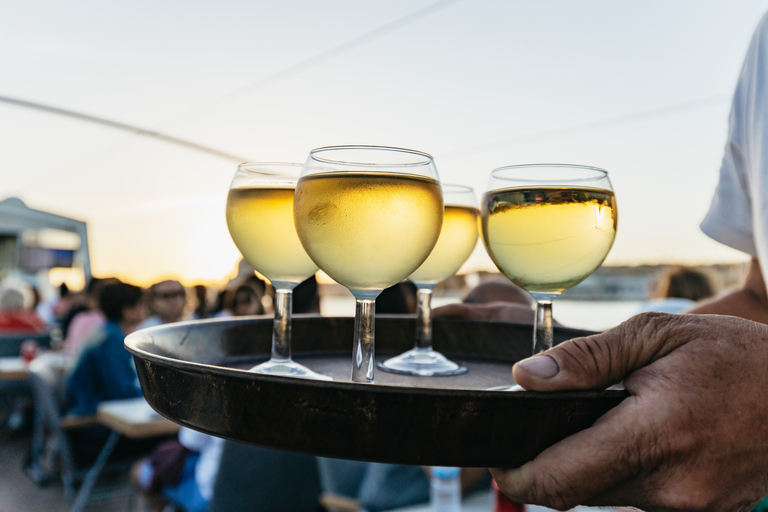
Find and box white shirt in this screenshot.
[701,13,768,273]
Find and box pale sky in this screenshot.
[1,0,765,288]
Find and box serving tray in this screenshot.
[125,315,627,467]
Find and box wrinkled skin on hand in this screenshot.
[492,312,768,512]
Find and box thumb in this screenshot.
[512,312,690,391]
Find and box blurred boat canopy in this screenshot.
[0,197,90,287]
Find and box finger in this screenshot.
[512,312,694,391]
[490,397,649,510]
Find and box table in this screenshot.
[97,397,180,438]
[0,357,29,381]
[70,397,180,512]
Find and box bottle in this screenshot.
[431,466,461,512]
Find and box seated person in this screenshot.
[317,459,490,512]
[66,282,146,416]
[637,266,715,314]
[376,281,418,314]
[0,287,47,333]
[61,277,120,358]
[213,284,265,318]
[64,282,167,468]
[317,284,490,511]
[133,275,320,512]
[133,427,224,512]
[138,280,188,329]
[292,274,320,314]
[231,285,264,316]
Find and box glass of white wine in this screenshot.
[379,184,479,376]
[481,164,617,357]
[226,162,332,380]
[294,146,443,383]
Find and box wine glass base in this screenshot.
[377,349,468,377]
[248,359,333,381]
[487,384,525,392]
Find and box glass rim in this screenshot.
[308,145,434,167]
[490,163,609,183]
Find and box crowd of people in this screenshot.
[0,266,458,512]
[0,259,736,512]
[8,14,768,508]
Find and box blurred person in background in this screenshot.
[375,281,418,315]
[637,265,716,314]
[0,287,46,332]
[230,285,263,317]
[316,281,489,512]
[130,276,278,512]
[61,277,120,358]
[244,274,270,312]
[192,284,208,320]
[435,13,768,510]
[138,280,187,330]
[292,274,320,314]
[36,282,73,327]
[209,289,229,318]
[66,281,145,416]
[133,427,224,512]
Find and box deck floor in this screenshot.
[0,428,141,512]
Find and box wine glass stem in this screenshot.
[272,288,292,362]
[414,288,433,351]
[352,298,375,383]
[533,299,554,354]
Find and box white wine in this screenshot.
[409,205,478,285]
[294,172,443,293]
[226,187,318,285]
[481,187,617,294]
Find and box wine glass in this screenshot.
[294,146,443,383]
[226,162,331,380]
[379,184,478,376]
[481,164,617,358]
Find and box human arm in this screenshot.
[491,312,768,511]
[433,302,535,324]
[686,258,768,325]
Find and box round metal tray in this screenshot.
[125,315,628,467]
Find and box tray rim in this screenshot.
[125,315,626,401]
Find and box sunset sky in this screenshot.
[1,0,765,289]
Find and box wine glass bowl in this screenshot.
[294,146,443,382]
[481,164,617,356]
[379,184,479,376]
[226,162,331,380]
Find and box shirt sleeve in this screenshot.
[700,15,767,257]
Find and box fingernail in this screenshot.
[518,355,560,379]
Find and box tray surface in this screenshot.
[126,315,628,467]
